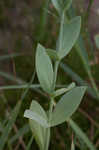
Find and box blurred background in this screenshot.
[0,0,99,149]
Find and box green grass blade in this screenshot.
[0,84,40,90]
[0,53,21,61]
[67,6,99,99]
[26,136,34,150]
[75,40,99,99]
[69,119,96,150]
[0,84,73,90]
[0,72,35,149]
[84,0,94,21]
[37,0,50,41]
[0,71,24,84]
[60,63,98,100]
[0,101,22,150]
[9,124,29,144]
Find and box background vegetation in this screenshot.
[0,0,99,149]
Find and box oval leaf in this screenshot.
[58,16,81,59]
[50,86,87,126]
[36,44,54,94]
[28,101,50,150]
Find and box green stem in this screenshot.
[44,61,59,150]
[59,12,65,52]
[53,61,60,90]
[44,8,65,150]
[49,97,54,121]
[44,98,54,150]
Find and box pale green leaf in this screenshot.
[36,44,54,94]
[58,16,81,59]
[9,124,29,144]
[28,101,50,150]
[0,53,21,61]
[0,72,35,150]
[51,86,87,126]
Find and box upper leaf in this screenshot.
[50,86,87,127]
[36,44,54,94]
[51,0,72,15]
[58,16,81,59]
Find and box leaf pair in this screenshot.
[36,14,81,93]
[24,84,86,150]
[24,86,86,128]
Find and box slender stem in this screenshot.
[53,61,60,90]
[44,61,59,150]
[58,12,65,52]
[49,97,54,121]
[44,127,50,150]
[44,98,54,150]
[52,12,65,89]
[0,84,69,90]
[44,8,65,150]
